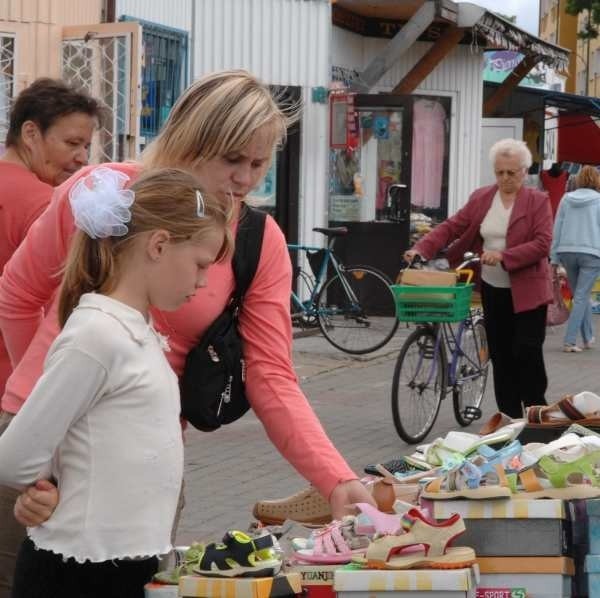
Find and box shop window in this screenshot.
[328,94,451,232]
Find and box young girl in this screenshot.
[0,166,231,597]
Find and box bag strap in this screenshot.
[231,204,267,308]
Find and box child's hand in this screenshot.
[14,480,59,527]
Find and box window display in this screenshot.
[328,94,451,231]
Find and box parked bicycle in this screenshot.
[390,253,489,443]
[288,227,399,354]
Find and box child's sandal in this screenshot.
[420,454,512,500]
[356,508,476,570]
[508,449,600,500]
[191,531,282,578]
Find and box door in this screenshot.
[62,22,142,163]
[481,118,523,186]
[248,86,301,243]
[328,95,413,286]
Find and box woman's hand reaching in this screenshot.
[14,480,58,527]
[328,479,376,520]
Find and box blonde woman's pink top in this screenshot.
[0,162,54,397]
[0,162,356,498]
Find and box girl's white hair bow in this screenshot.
[69,167,135,239]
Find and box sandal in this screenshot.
[508,446,600,500]
[357,508,476,570]
[420,451,514,500]
[190,531,282,578]
[293,503,406,564]
[526,393,600,428]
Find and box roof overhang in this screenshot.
[332,0,570,71]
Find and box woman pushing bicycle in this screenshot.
[404,138,553,419]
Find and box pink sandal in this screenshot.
[293,503,406,564]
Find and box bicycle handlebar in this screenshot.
[405,252,480,275]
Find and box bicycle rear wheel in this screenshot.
[452,317,489,427]
[316,266,399,354]
[392,326,446,444]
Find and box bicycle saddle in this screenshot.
[312,227,348,237]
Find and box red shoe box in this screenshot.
[286,564,339,598]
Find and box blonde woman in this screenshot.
[405,138,553,418]
[0,70,375,594]
[551,165,600,352]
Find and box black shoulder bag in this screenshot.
[180,205,267,431]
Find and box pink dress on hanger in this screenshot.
[410,99,446,209]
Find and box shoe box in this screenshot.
[333,566,479,598]
[145,583,178,597]
[476,556,574,598]
[426,498,571,557]
[287,564,337,598]
[178,572,302,598]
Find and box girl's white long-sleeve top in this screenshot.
[0,293,183,563]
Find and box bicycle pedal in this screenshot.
[463,406,482,421]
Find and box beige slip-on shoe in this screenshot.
[252,486,332,526]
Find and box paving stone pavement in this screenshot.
[176,318,600,545]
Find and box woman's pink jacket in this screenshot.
[414,184,553,313]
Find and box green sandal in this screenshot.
[154,531,281,582]
[508,448,600,499]
[192,530,281,578]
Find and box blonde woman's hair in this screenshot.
[576,165,600,190]
[141,70,298,169]
[58,167,233,327]
[489,138,533,170]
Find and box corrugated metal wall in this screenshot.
[113,0,331,245]
[333,26,484,215]
[115,0,191,34]
[192,0,330,86]
[0,0,103,85]
[299,88,329,247]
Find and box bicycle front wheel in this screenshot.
[452,317,489,427]
[316,266,399,354]
[392,326,446,444]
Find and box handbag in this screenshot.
[180,204,266,431]
[546,268,570,327]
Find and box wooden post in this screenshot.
[391,26,465,95]
[483,54,540,116]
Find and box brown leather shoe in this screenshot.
[252,486,332,525]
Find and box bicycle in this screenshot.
[390,253,490,443]
[287,226,399,354]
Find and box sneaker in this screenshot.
[564,344,583,353]
[584,337,596,350]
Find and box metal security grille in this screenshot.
[62,34,131,163]
[0,35,15,150]
[131,20,186,144]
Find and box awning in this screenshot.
[332,0,570,71]
[484,81,600,165]
[558,114,600,165]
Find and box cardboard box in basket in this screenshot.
[398,270,457,287]
[178,573,301,598]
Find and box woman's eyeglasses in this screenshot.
[495,169,522,178]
